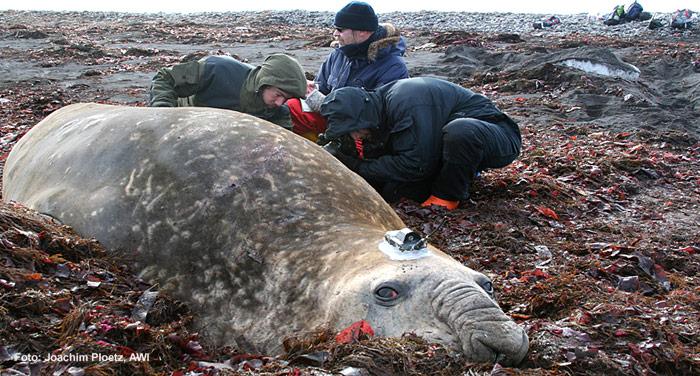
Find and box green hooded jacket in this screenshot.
[148,54,307,129]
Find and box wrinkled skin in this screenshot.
[2,103,528,365]
[324,239,528,364]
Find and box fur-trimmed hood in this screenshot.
[368,23,403,61]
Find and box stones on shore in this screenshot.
[2,9,696,44]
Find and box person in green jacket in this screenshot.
[148,54,308,130]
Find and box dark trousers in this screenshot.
[379,117,521,202]
[433,117,521,201]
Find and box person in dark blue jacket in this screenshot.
[319,77,522,210]
[288,1,409,141]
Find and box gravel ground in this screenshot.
[2,9,698,40]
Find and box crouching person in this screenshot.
[319,77,522,210]
[148,54,307,130]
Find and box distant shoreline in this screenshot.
[0,8,682,16]
[0,9,694,40]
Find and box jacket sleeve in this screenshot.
[265,105,293,131]
[148,61,202,107]
[356,120,433,183]
[373,58,410,88]
[316,53,336,95]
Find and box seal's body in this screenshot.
[3,104,528,364]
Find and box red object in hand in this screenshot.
[354,139,364,159]
[335,320,375,344]
[287,98,328,140]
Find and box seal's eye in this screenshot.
[376,286,399,301]
[373,282,406,306]
[479,279,494,296]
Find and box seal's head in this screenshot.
[322,229,529,366]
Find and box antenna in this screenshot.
[409,215,449,251]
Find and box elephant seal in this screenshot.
[2,103,528,365]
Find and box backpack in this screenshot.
[671,9,694,29]
[604,5,626,25]
[625,1,643,21]
[614,5,626,18]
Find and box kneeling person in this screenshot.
[319,77,522,210]
[148,54,307,130]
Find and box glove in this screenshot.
[319,134,357,154]
[304,89,326,112]
[322,141,361,171]
[317,132,331,146]
[322,139,342,155]
[334,150,362,172]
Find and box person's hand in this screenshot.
[333,150,361,171]
[322,140,361,171]
[317,133,331,146]
[305,89,326,112]
[306,80,317,96]
[322,139,341,154]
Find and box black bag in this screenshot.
[648,19,664,30]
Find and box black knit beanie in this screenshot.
[334,1,378,31]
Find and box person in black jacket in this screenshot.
[319,77,521,210]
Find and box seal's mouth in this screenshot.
[415,327,527,366]
[430,279,529,366]
[460,325,529,366]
